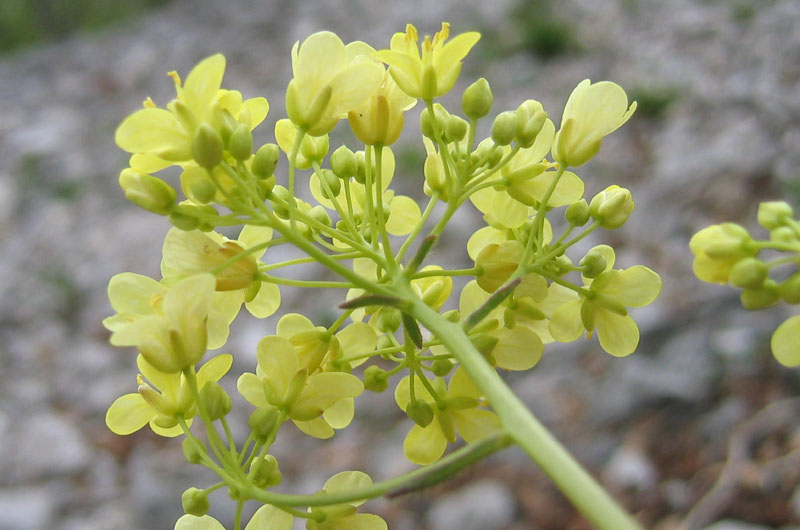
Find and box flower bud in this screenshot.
[249,455,282,488]
[445,115,468,142]
[252,143,280,179]
[376,334,394,352]
[442,309,460,322]
[470,333,499,361]
[565,199,590,226]
[513,298,546,320]
[309,205,332,227]
[740,282,781,310]
[363,365,389,393]
[779,273,800,304]
[589,185,634,229]
[462,78,493,120]
[168,207,201,231]
[119,169,176,215]
[491,111,518,146]
[181,488,209,517]
[228,123,253,160]
[377,308,402,333]
[248,407,280,440]
[503,307,517,329]
[181,166,217,205]
[424,151,447,197]
[318,168,341,198]
[580,250,608,279]
[300,134,329,163]
[269,185,293,219]
[406,400,434,428]
[431,358,454,377]
[420,104,449,139]
[757,201,793,230]
[330,146,357,179]
[182,437,206,465]
[728,257,768,289]
[771,226,795,244]
[199,382,232,420]
[192,123,224,169]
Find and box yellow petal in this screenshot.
[107,272,164,314]
[404,422,447,465]
[242,97,269,130]
[243,505,293,530]
[602,266,661,307]
[106,393,153,435]
[115,108,190,159]
[183,54,226,121]
[771,315,800,367]
[492,326,543,370]
[549,299,584,342]
[293,417,334,439]
[386,195,422,235]
[175,515,227,530]
[595,310,639,357]
[237,372,270,408]
[245,282,281,318]
[257,336,299,398]
[323,397,355,429]
[453,409,500,443]
[277,313,316,338]
[197,353,233,384]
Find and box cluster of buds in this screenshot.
[691,201,800,366]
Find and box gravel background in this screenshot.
[1,0,800,529]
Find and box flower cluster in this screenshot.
[691,201,800,366]
[105,22,660,530]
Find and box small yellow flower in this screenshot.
[690,223,756,284]
[553,79,636,167]
[348,69,417,146]
[377,23,480,101]
[106,353,232,437]
[285,32,384,136]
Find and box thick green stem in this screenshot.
[406,295,643,530]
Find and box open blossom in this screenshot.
[553,79,636,167]
[285,32,384,136]
[377,23,480,101]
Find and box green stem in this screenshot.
[234,499,244,530]
[288,128,305,230]
[411,267,482,279]
[258,273,353,289]
[396,191,440,263]
[373,145,398,271]
[407,295,642,530]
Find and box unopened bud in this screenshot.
[462,78,493,120]
[406,400,434,428]
[318,169,341,198]
[252,143,280,178]
[181,488,209,517]
[192,123,224,169]
[199,382,232,420]
[431,358,454,377]
[249,407,280,440]
[364,365,389,393]
[757,201,793,230]
[471,333,499,361]
[445,115,468,142]
[740,282,781,310]
[779,273,800,304]
[771,226,795,244]
[330,146,357,179]
[119,169,176,215]
[729,257,768,289]
[565,199,590,226]
[589,185,634,229]
[309,205,332,227]
[442,309,461,323]
[182,437,206,465]
[249,455,282,488]
[377,308,402,333]
[424,152,447,195]
[491,111,518,146]
[300,134,329,163]
[580,250,608,279]
[228,123,253,160]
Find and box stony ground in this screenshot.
[1,0,799,529]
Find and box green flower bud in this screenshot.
[503,307,517,329]
[445,115,469,142]
[363,365,389,393]
[565,199,590,226]
[318,168,341,198]
[779,273,800,304]
[431,358,454,377]
[228,123,253,160]
[248,407,279,441]
[199,382,232,420]
[424,151,447,196]
[376,335,394,352]
[309,205,332,227]
[300,134,329,163]
[192,123,224,169]
[249,455,282,488]
[377,308,402,333]
[462,78,493,120]
[269,185,293,219]
[580,250,607,279]
[514,298,546,320]
[729,257,768,289]
[330,146,357,179]
[740,282,781,310]
[181,487,209,517]
[422,282,446,308]
[491,111,518,146]
[119,169,176,215]
[252,143,280,178]
[257,175,276,199]
[470,333,499,361]
[182,167,217,205]
[168,207,201,231]
[354,151,367,184]
[182,437,206,465]
[406,400,434,428]
[589,185,634,229]
[771,226,795,244]
[757,201,793,230]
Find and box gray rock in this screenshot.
[603,445,658,491]
[425,480,516,530]
[0,487,55,530]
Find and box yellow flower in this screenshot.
[553,79,636,167]
[285,32,384,136]
[175,504,292,530]
[116,54,268,166]
[377,23,480,101]
[107,273,217,373]
[549,248,661,357]
[348,69,417,146]
[395,368,500,464]
[106,353,232,437]
[690,223,756,284]
[306,471,388,530]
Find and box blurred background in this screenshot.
[1,0,799,528]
